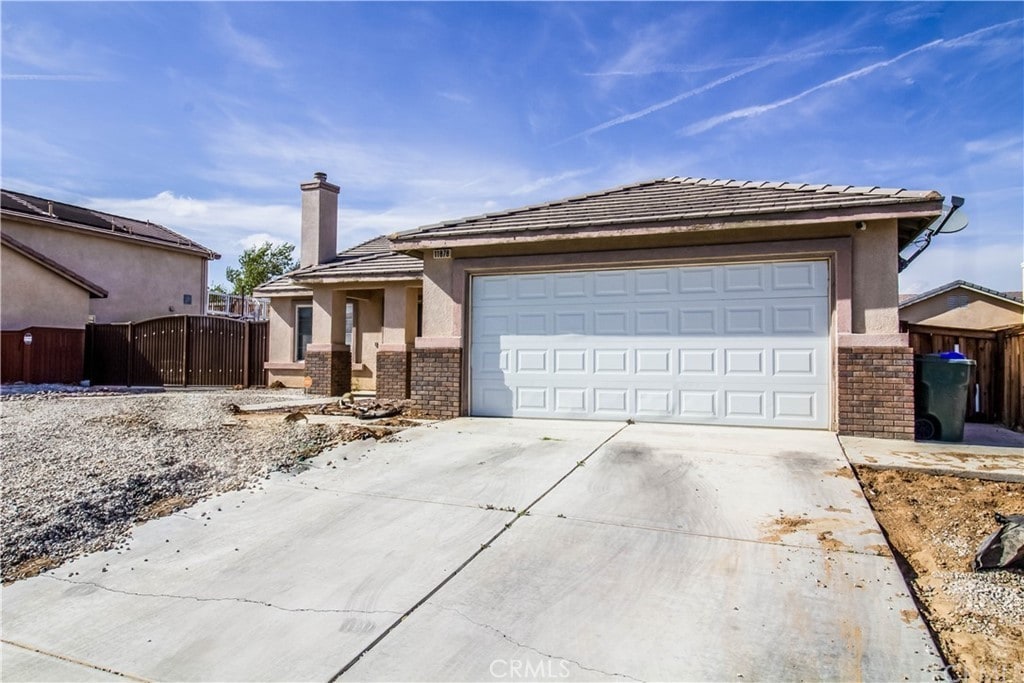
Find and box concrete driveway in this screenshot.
[2,419,946,682]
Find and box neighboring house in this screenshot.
[0,233,109,383]
[899,280,1024,330]
[1,188,218,383]
[262,172,946,440]
[1,189,219,324]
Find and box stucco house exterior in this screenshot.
[1,232,109,332]
[1,188,218,383]
[261,172,947,440]
[899,280,1024,331]
[1,189,219,324]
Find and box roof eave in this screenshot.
[391,202,944,251]
[900,282,1024,309]
[0,209,220,260]
[289,272,424,286]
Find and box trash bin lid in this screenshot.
[917,354,976,365]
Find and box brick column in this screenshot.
[411,347,462,419]
[304,346,351,396]
[837,346,915,439]
[376,349,411,401]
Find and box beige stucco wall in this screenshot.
[263,289,399,391]
[2,217,209,323]
[1,245,92,329]
[851,218,900,334]
[264,296,311,388]
[351,291,382,391]
[900,289,1023,330]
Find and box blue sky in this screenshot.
[2,2,1022,293]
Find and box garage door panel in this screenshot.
[471,260,830,428]
[724,306,766,334]
[724,391,767,419]
[680,349,717,375]
[555,312,587,334]
[772,261,825,292]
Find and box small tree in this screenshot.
[226,242,298,296]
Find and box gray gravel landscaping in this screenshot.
[1,387,367,582]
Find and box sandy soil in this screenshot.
[857,467,1024,682]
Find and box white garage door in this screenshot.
[469,260,830,428]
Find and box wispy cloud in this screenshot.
[562,47,875,143]
[438,91,472,105]
[885,3,943,27]
[510,168,594,196]
[584,47,882,77]
[209,8,282,70]
[684,18,1024,136]
[2,74,108,81]
[1,21,113,80]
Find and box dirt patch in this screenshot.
[760,514,814,542]
[825,466,854,479]
[139,494,192,520]
[5,556,61,582]
[857,467,1024,681]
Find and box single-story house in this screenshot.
[1,189,219,324]
[259,172,948,440]
[900,280,1024,331]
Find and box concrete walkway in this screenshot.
[842,424,1024,483]
[2,420,946,682]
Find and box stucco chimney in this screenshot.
[300,171,340,268]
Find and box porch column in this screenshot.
[412,252,463,419]
[377,284,415,400]
[305,287,351,396]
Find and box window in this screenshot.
[345,302,354,347]
[295,305,312,361]
[183,294,192,305]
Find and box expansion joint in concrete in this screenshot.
[329,422,633,681]
[1,638,150,682]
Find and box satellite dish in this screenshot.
[936,209,969,234]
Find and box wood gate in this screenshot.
[85,315,268,387]
[905,323,1024,429]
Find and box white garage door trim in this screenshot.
[469,260,831,429]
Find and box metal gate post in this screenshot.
[126,322,134,387]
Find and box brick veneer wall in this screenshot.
[304,348,351,396]
[411,347,462,419]
[376,350,411,401]
[837,346,915,440]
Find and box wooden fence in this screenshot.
[1,327,86,384]
[905,323,1024,430]
[85,315,268,387]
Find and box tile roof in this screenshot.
[1,189,219,259]
[1,232,108,298]
[392,176,943,242]
[254,235,423,295]
[899,280,1024,308]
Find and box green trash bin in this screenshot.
[914,354,976,442]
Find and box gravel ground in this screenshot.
[1,386,386,583]
[857,467,1024,681]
